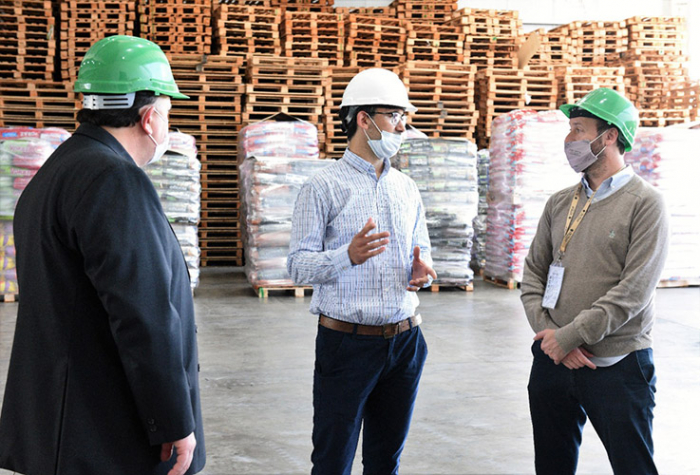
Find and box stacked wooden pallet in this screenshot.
[281,11,344,66]
[602,21,628,64]
[168,54,245,267]
[322,66,362,159]
[59,0,135,81]
[443,8,520,70]
[335,6,395,16]
[392,0,458,23]
[344,15,406,68]
[405,23,464,63]
[553,21,607,66]
[0,80,78,130]
[399,61,478,141]
[638,109,691,127]
[475,68,558,148]
[213,4,281,57]
[624,16,687,62]
[661,79,700,121]
[139,0,211,56]
[243,55,328,137]
[0,0,55,81]
[555,66,625,107]
[526,28,574,66]
[624,60,687,109]
[270,0,334,12]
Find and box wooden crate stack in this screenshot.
[555,21,607,66]
[281,11,344,66]
[443,8,520,70]
[0,0,55,81]
[168,54,245,267]
[213,4,281,57]
[139,0,211,55]
[475,68,558,149]
[243,55,328,137]
[526,28,574,66]
[58,0,135,81]
[555,66,625,107]
[0,80,78,130]
[323,66,363,159]
[344,15,406,68]
[625,16,686,63]
[270,0,334,12]
[399,61,478,141]
[405,23,464,63]
[392,0,458,23]
[602,21,628,63]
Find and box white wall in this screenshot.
[333,0,699,77]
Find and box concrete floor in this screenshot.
[1,267,699,475]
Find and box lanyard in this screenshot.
[558,184,597,259]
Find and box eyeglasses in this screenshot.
[374,111,408,127]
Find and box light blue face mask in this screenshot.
[363,117,404,160]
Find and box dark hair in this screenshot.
[76,91,158,128]
[340,104,398,141]
[594,118,626,154]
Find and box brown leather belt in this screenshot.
[319,314,422,339]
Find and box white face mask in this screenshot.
[147,108,169,165]
[363,117,404,160]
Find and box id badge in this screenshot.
[542,262,565,309]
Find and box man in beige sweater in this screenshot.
[521,88,669,475]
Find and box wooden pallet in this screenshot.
[0,294,18,303]
[253,285,312,298]
[657,279,700,288]
[429,283,474,292]
[213,5,281,56]
[483,274,520,290]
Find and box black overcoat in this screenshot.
[0,124,205,474]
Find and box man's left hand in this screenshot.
[407,246,437,291]
[534,329,566,364]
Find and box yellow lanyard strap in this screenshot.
[559,184,597,257]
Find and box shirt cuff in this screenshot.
[331,244,353,277]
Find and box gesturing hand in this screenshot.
[407,246,437,291]
[348,218,391,265]
[162,432,196,475]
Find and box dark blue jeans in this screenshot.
[528,341,657,475]
[311,323,428,475]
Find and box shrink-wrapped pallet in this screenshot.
[0,127,71,295]
[471,149,490,272]
[144,132,201,289]
[485,110,578,283]
[240,156,330,287]
[397,138,479,285]
[625,127,700,284]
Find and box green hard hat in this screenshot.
[74,35,188,100]
[560,88,638,152]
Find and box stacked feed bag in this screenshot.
[397,138,479,285]
[144,132,201,289]
[624,127,700,283]
[485,110,578,283]
[238,119,329,287]
[0,127,71,294]
[471,148,490,272]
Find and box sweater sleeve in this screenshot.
[555,190,670,353]
[521,195,561,332]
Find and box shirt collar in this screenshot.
[582,164,634,196]
[342,148,390,180]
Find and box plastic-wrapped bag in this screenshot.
[397,138,479,285]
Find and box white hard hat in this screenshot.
[340,68,416,112]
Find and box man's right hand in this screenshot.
[348,218,391,265]
[161,432,196,475]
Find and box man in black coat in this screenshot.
[0,35,205,475]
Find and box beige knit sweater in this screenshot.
[521,174,670,357]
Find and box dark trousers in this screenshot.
[528,341,657,475]
[311,323,428,475]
